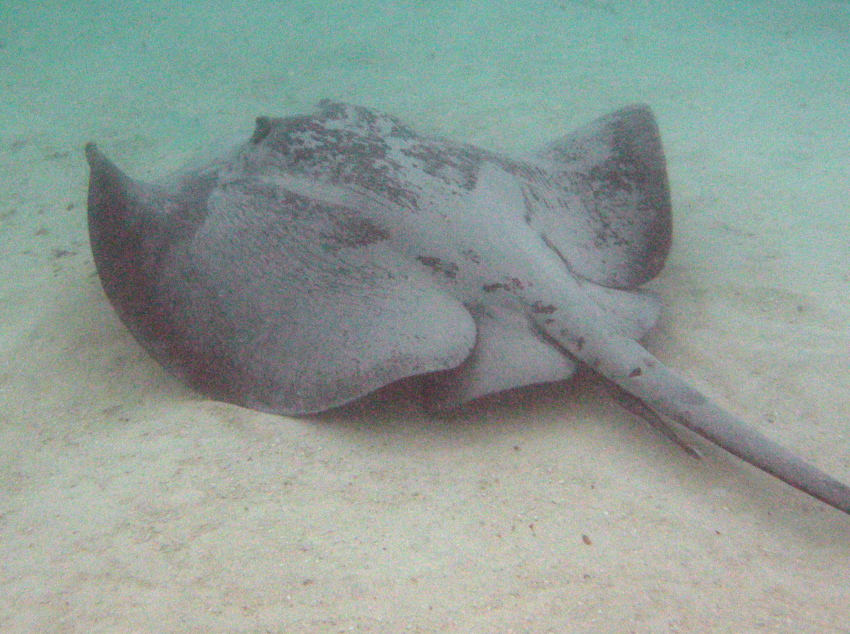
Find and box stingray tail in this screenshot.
[607,337,850,515]
[541,321,850,515]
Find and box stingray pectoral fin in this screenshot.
[86,148,478,415]
[591,336,850,515]
[529,105,672,290]
[167,182,479,415]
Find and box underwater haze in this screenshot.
[1,1,849,631]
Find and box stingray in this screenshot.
[85,100,850,515]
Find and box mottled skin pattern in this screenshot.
[86,101,850,515]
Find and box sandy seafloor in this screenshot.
[1,0,850,631]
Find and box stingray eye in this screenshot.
[250,117,273,144]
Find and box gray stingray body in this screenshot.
[85,100,850,515]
